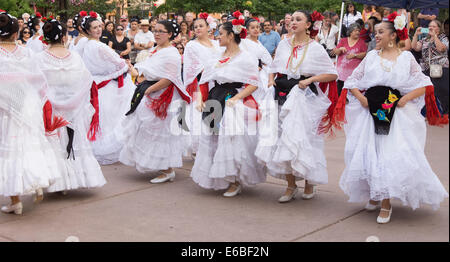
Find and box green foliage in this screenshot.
[0,0,34,17]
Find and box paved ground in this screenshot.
[0,126,448,242]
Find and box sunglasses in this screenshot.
[116,28,124,31]
[23,31,31,34]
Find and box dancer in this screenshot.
[121,20,191,183]
[36,19,106,194]
[255,10,339,203]
[240,18,273,101]
[81,12,135,165]
[190,11,265,197]
[335,14,449,224]
[183,13,221,155]
[25,14,47,52]
[0,11,66,214]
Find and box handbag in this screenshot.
[429,44,443,78]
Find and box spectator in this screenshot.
[176,15,184,25]
[316,11,339,57]
[221,14,228,25]
[366,16,381,52]
[67,18,79,39]
[280,13,291,35]
[355,18,369,42]
[150,17,158,32]
[125,18,140,64]
[17,27,32,46]
[333,23,367,95]
[412,19,449,114]
[331,12,340,26]
[179,21,193,40]
[120,15,129,30]
[109,24,131,60]
[362,5,376,22]
[17,17,24,31]
[185,12,194,31]
[134,19,155,63]
[22,13,30,23]
[281,23,293,40]
[382,7,391,21]
[259,20,281,56]
[176,43,184,56]
[418,8,439,28]
[158,13,167,21]
[100,21,114,45]
[343,3,363,29]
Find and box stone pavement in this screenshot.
[0,126,448,242]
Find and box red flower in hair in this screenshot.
[311,11,324,22]
[253,16,260,22]
[233,11,242,19]
[240,28,247,39]
[199,12,209,20]
[36,12,42,18]
[42,16,48,22]
[387,11,398,22]
[79,11,87,17]
[49,15,54,19]
[397,27,409,41]
[89,11,97,19]
[232,19,245,26]
[0,9,6,13]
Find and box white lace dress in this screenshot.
[25,35,47,53]
[339,50,449,210]
[183,39,222,154]
[69,36,88,57]
[255,38,338,185]
[82,39,135,165]
[190,50,266,190]
[35,50,106,192]
[0,45,62,197]
[119,46,191,173]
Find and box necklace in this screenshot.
[379,48,401,72]
[287,37,311,74]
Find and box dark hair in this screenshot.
[381,21,401,43]
[17,17,24,22]
[221,14,228,19]
[105,21,115,32]
[0,13,19,40]
[444,18,449,26]
[81,16,99,34]
[27,16,40,33]
[245,18,259,29]
[130,17,139,24]
[158,20,180,40]
[368,16,381,24]
[19,27,33,39]
[43,20,67,44]
[220,21,241,44]
[346,3,357,16]
[355,18,364,27]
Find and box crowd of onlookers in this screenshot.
[15,2,449,112]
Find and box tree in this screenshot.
[0,0,35,17]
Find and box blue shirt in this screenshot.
[258,31,280,55]
[420,8,439,28]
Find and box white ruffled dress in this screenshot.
[339,50,449,210]
[119,46,191,173]
[83,39,135,165]
[183,39,222,154]
[190,50,266,190]
[255,39,338,185]
[0,45,62,197]
[35,50,106,192]
[69,36,88,57]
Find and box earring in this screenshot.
[388,41,394,48]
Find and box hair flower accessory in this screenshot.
[36,12,42,18]
[79,11,87,17]
[387,11,408,40]
[311,11,324,22]
[89,11,97,19]
[199,12,209,20]
[232,11,244,19]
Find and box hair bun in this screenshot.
[0,11,17,38]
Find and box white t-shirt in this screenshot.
[134,31,155,46]
[343,12,363,28]
[317,24,339,50]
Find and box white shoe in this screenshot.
[278,187,298,203]
[377,207,392,224]
[302,186,317,200]
[223,184,242,198]
[33,188,44,203]
[365,201,380,211]
[1,202,23,215]
[150,171,176,184]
